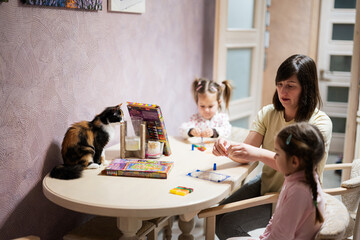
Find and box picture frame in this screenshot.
[21,0,102,10]
[108,0,145,13]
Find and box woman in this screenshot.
[213,54,333,239]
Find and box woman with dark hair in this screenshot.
[212,54,332,239]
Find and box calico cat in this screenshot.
[50,104,123,180]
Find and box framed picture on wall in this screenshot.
[21,0,102,10]
[108,0,145,13]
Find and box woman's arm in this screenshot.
[211,131,261,161]
[243,131,263,147]
[240,131,278,170]
[227,142,278,170]
[213,131,278,170]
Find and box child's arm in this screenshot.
[179,114,201,139]
[213,113,231,139]
[179,123,193,139]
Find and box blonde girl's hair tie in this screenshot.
[210,86,217,92]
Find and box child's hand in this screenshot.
[189,127,202,137]
[201,128,213,138]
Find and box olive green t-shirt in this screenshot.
[251,104,333,195]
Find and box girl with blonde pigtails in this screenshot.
[179,78,233,139]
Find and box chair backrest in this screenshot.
[342,159,360,213]
[341,159,360,239]
[315,193,350,240]
[198,160,360,240]
[319,159,360,240]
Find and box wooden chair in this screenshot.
[147,216,174,240]
[198,159,360,240]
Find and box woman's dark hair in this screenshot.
[277,122,325,223]
[272,54,322,121]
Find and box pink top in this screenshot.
[259,170,325,240]
[179,112,231,139]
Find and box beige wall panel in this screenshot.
[262,0,316,106]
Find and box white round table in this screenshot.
[43,136,256,239]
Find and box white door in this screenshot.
[213,0,266,129]
[317,0,356,153]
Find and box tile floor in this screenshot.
[161,154,344,240]
[323,153,343,189]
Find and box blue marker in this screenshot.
[213,163,217,171]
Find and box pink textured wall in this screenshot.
[0,1,215,239]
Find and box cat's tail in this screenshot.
[49,164,83,180]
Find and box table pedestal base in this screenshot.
[117,217,142,239]
[178,217,195,240]
[117,217,157,240]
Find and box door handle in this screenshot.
[319,69,331,81]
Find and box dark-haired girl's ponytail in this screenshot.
[304,161,324,223]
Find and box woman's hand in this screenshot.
[212,138,230,156]
[227,143,260,163]
[212,131,277,168]
[213,139,252,164]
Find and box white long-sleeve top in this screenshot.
[179,112,231,139]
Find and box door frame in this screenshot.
[213,0,266,127]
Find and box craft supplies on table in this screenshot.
[170,186,194,196]
[104,159,174,179]
[187,169,230,182]
[191,144,206,151]
[127,102,171,156]
[146,141,164,159]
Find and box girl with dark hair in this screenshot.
[212,54,332,239]
[228,122,326,240]
[179,78,233,139]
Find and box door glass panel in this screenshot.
[329,55,352,72]
[228,0,254,29]
[332,24,354,41]
[330,117,347,133]
[226,48,252,100]
[231,117,249,129]
[327,86,349,103]
[334,0,356,9]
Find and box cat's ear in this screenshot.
[114,103,123,112]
